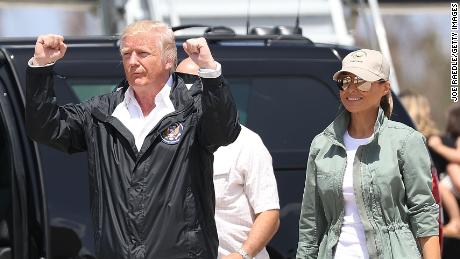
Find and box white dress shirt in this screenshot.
[112,76,175,151]
[213,125,280,259]
[110,62,222,151]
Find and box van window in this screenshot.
[227,77,339,154]
[70,84,118,102]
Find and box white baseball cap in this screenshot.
[333,49,390,81]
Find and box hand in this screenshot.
[222,253,243,259]
[182,37,216,70]
[428,136,442,149]
[33,34,67,66]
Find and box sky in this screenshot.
[0,5,101,37]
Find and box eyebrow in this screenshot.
[120,47,151,53]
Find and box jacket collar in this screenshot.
[324,106,387,147]
[90,74,198,157]
[169,72,199,110]
[123,75,174,111]
[173,72,202,96]
[93,73,198,119]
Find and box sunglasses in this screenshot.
[335,75,386,92]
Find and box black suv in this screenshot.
[0,32,437,259]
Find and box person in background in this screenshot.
[399,91,440,138]
[26,21,240,259]
[176,57,280,259]
[297,49,440,259]
[428,103,460,238]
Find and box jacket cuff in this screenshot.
[27,61,55,75]
[28,57,55,68]
[198,61,221,78]
[200,75,225,89]
[410,203,440,238]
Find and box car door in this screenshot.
[0,48,47,259]
[2,42,123,259]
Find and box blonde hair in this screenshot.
[399,91,439,137]
[120,20,177,72]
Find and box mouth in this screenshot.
[346,97,363,101]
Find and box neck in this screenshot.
[134,90,157,116]
[348,108,378,138]
[133,74,170,117]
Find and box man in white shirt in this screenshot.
[26,21,240,259]
[177,58,280,259]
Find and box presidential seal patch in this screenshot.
[161,122,184,145]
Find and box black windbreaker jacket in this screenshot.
[26,65,241,259]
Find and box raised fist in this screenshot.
[182,37,216,70]
[33,34,67,66]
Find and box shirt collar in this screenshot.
[124,75,174,109]
[155,75,174,108]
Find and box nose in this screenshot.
[127,52,139,66]
[349,83,360,91]
[344,83,359,93]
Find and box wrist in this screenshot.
[200,59,216,70]
[32,56,49,66]
[32,56,40,66]
[237,247,253,259]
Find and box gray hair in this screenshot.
[120,20,177,72]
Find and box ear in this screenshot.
[165,58,173,71]
[381,81,391,95]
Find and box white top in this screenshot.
[213,126,280,259]
[110,62,222,151]
[112,76,175,151]
[334,131,373,259]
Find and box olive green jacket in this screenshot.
[296,108,439,259]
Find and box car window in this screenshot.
[227,76,339,168]
[70,83,118,102]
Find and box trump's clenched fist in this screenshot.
[182,37,216,70]
[33,34,67,66]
